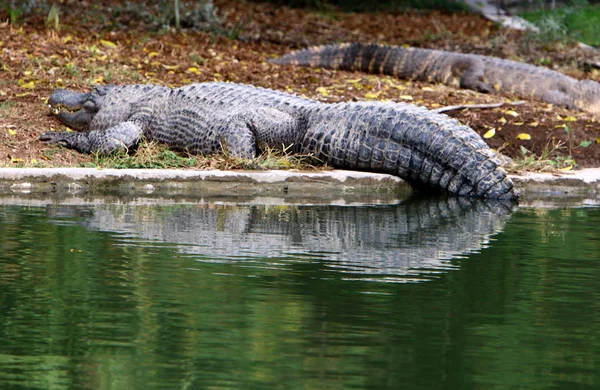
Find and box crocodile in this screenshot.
[40,82,518,199]
[270,42,600,114]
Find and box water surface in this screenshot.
[0,197,598,389]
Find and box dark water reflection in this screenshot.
[0,197,599,389]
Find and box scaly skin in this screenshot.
[270,43,600,114]
[40,82,519,199]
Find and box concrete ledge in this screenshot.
[511,168,600,199]
[0,168,409,205]
[0,167,599,204]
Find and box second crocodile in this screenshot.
[40,82,518,199]
[271,42,600,114]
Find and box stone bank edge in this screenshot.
[0,167,599,202]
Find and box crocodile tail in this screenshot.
[270,42,400,75]
[301,102,518,200]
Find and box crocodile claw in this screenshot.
[39,131,74,147]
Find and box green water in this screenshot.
[0,198,599,389]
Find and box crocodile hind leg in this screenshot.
[39,121,143,154]
[453,58,494,93]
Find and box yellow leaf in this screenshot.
[19,81,35,89]
[316,87,330,97]
[93,76,104,84]
[513,122,524,126]
[147,52,159,58]
[11,157,23,163]
[55,78,66,88]
[399,95,413,100]
[421,86,434,92]
[563,116,577,122]
[8,129,16,135]
[504,109,519,117]
[529,121,539,127]
[344,78,362,83]
[364,91,380,99]
[498,117,507,124]
[162,64,179,70]
[100,39,117,49]
[23,70,32,76]
[493,83,501,91]
[559,166,573,171]
[556,115,563,120]
[554,124,568,129]
[31,158,38,164]
[187,67,200,74]
[595,138,600,144]
[483,128,496,139]
[516,133,531,140]
[62,35,73,43]
[15,92,31,97]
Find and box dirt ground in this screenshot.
[0,0,599,169]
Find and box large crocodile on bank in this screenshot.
[40,82,518,199]
[270,42,600,114]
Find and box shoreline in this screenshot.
[0,167,598,203]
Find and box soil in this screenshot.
[0,0,599,169]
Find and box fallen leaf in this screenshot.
[399,95,413,100]
[504,109,519,117]
[8,129,16,135]
[516,133,531,140]
[364,91,381,99]
[147,52,159,58]
[498,117,507,125]
[483,128,496,138]
[563,116,577,122]
[316,87,330,97]
[558,166,573,171]
[100,39,117,49]
[18,80,35,89]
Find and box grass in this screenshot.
[81,140,326,171]
[520,3,600,47]
[506,140,576,173]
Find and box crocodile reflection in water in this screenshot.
[60,197,514,280]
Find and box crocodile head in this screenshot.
[48,86,114,130]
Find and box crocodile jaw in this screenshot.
[48,89,96,130]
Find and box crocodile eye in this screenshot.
[83,100,99,112]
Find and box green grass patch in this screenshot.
[520,3,600,47]
[82,141,325,171]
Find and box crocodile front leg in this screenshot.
[39,121,143,154]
